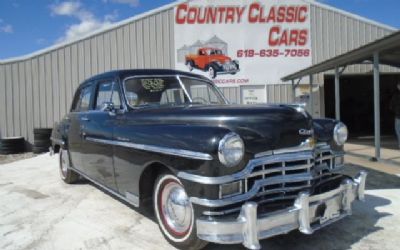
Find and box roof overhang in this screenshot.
[281,30,400,81]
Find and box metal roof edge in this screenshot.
[305,0,397,31]
[1,0,397,64]
[281,30,400,81]
[0,0,184,64]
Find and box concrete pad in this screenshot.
[1,154,400,250]
[345,142,400,166]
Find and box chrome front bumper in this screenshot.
[196,171,367,249]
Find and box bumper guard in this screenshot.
[196,171,367,249]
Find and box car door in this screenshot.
[79,79,123,190]
[198,49,209,69]
[67,83,95,172]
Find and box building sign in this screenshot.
[174,0,312,86]
[241,86,266,104]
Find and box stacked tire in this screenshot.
[33,128,52,154]
[0,137,26,154]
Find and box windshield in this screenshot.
[123,76,227,108]
[209,49,222,55]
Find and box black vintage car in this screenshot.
[51,69,367,250]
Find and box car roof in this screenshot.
[80,69,209,87]
[201,47,220,50]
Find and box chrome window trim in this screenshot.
[176,75,193,102]
[85,136,213,161]
[178,75,229,104]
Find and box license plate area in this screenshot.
[317,196,342,224]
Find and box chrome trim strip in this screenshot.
[176,75,192,102]
[50,137,65,146]
[178,151,314,185]
[85,136,213,161]
[71,167,139,207]
[255,138,314,158]
[190,173,314,207]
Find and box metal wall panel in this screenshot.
[18,62,27,141]
[31,58,40,129]
[123,25,131,68]
[129,23,137,68]
[311,4,394,70]
[64,47,73,112]
[97,35,105,73]
[47,53,55,127]
[25,60,34,142]
[110,30,118,70]
[58,49,66,117]
[5,64,13,136]
[38,56,46,128]
[117,27,124,68]
[220,87,239,104]
[12,63,20,136]
[84,40,91,78]
[90,37,98,75]
[0,65,6,137]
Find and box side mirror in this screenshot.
[101,102,115,114]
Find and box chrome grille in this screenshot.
[244,148,337,204]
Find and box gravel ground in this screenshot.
[0,154,399,250]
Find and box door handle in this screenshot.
[81,117,90,121]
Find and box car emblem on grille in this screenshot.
[299,129,313,136]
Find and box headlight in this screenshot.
[334,122,348,146]
[218,132,244,167]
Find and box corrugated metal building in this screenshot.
[0,0,397,145]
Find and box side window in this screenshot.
[78,86,93,112]
[95,80,122,110]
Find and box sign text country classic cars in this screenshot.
[174,0,312,86]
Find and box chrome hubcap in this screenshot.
[60,150,69,177]
[161,181,192,235]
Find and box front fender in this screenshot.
[313,118,343,151]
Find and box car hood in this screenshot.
[125,104,313,154]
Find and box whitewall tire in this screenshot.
[153,173,207,250]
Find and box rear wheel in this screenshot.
[59,148,79,184]
[153,174,207,250]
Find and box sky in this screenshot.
[0,0,399,60]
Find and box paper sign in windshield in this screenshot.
[141,79,165,92]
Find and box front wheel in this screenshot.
[153,174,207,250]
[59,148,79,184]
[186,60,194,71]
